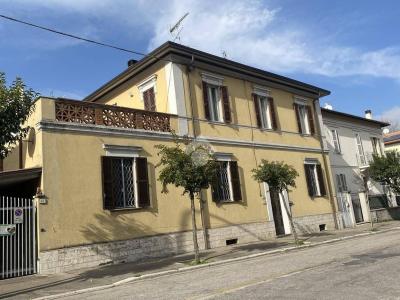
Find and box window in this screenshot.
[331,129,341,153]
[143,87,156,111]
[102,156,150,210]
[336,173,348,192]
[294,102,315,135]
[138,75,157,112]
[212,161,242,202]
[304,161,326,197]
[355,134,366,165]
[253,94,278,130]
[202,81,231,123]
[371,137,382,156]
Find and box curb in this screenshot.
[33,225,400,300]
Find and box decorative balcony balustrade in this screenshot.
[55,99,171,132]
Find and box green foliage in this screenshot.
[155,138,219,197]
[0,72,38,159]
[252,159,299,192]
[369,151,400,195]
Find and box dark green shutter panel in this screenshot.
[316,164,326,196]
[252,93,262,128]
[221,86,231,123]
[136,157,150,207]
[268,97,278,130]
[211,162,223,202]
[230,161,242,201]
[202,82,211,120]
[148,87,156,111]
[102,156,115,210]
[294,103,302,133]
[304,164,314,197]
[307,105,315,135]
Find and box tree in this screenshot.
[252,160,300,244]
[369,150,400,200]
[156,138,218,263]
[0,72,38,163]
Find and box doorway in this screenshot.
[351,194,364,223]
[264,183,291,236]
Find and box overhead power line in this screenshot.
[0,14,169,62]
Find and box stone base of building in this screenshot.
[39,213,335,274]
[293,213,337,234]
[39,221,276,274]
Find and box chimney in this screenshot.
[127,59,137,67]
[365,109,372,119]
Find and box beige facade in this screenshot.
[1,42,338,274]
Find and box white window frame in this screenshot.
[295,99,310,135]
[257,95,272,129]
[371,137,382,155]
[207,84,224,122]
[331,129,341,153]
[355,133,366,165]
[304,159,321,197]
[103,144,142,208]
[138,74,157,101]
[214,153,234,202]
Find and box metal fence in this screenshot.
[0,196,37,279]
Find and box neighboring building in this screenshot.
[322,108,393,228]
[1,42,338,277]
[384,130,400,152]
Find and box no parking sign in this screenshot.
[14,208,23,224]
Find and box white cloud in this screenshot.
[379,106,400,129]
[148,0,400,80]
[4,0,400,80]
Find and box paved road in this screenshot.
[64,230,400,300]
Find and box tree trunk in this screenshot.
[280,189,299,244]
[190,192,200,263]
[199,193,209,249]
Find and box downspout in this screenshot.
[186,57,210,249]
[313,96,340,230]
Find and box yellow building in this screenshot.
[384,130,400,152]
[1,42,338,275]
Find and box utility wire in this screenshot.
[0,14,171,62]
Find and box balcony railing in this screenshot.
[55,98,171,132]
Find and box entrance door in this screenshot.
[270,190,286,235]
[338,192,355,228]
[0,196,37,279]
[351,194,364,223]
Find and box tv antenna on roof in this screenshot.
[170,12,189,43]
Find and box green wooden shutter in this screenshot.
[294,103,302,133]
[304,164,314,197]
[102,156,115,210]
[252,93,262,128]
[230,161,242,201]
[316,164,326,196]
[221,86,232,123]
[202,82,211,120]
[136,157,150,207]
[307,105,315,135]
[268,97,278,130]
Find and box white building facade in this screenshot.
[322,108,394,228]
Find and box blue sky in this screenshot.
[1,0,400,124]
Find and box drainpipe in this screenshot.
[313,97,340,230]
[186,57,210,249]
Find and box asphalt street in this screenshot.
[63,230,400,300]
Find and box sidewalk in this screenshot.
[1,221,399,300]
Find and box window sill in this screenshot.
[207,120,228,125]
[107,207,148,212]
[215,200,239,204]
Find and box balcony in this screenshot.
[356,152,373,168]
[54,98,172,133]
